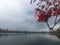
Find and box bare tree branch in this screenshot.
[53,16,57,28]
[46,22,50,30]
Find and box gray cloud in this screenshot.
[0,0,60,32]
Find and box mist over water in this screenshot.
[0,33,60,45]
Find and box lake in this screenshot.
[0,33,60,45]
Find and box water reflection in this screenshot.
[56,35,60,40]
[0,33,60,45]
[0,34,8,38]
[0,33,60,40]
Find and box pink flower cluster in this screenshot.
[34,6,60,22]
[33,0,60,22]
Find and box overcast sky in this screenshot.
[0,0,60,32]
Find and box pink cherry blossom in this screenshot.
[30,0,60,31]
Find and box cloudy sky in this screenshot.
[0,0,60,32]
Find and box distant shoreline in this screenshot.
[0,30,60,34]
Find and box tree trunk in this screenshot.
[46,22,53,32]
[46,16,60,32]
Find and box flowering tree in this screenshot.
[30,0,60,31]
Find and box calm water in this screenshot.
[0,33,60,45]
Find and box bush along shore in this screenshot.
[48,27,60,35]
